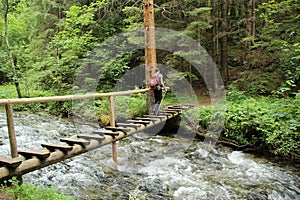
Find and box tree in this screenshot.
[144,0,157,111]
[2,0,21,98]
[256,0,300,94]
[211,0,218,63]
[220,0,228,82]
[243,0,256,66]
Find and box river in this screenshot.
[0,112,299,199]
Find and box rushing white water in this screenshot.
[0,112,299,199]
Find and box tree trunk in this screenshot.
[211,0,217,63]
[144,0,157,112]
[220,0,229,83]
[56,0,62,63]
[251,0,256,45]
[243,0,255,67]
[210,0,220,90]
[3,0,22,98]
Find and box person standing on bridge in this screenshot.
[152,68,168,115]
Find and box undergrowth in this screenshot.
[198,92,300,156]
[1,177,74,200]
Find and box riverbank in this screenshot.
[0,177,74,200]
[195,94,300,162]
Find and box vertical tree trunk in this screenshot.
[251,0,256,45]
[244,0,254,67]
[144,0,157,112]
[3,0,22,98]
[220,0,229,83]
[211,0,217,63]
[211,0,220,89]
[56,0,62,63]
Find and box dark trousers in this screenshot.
[153,88,162,115]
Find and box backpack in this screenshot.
[150,73,158,90]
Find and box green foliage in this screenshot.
[198,95,300,156]
[37,2,106,94]
[0,84,54,113]
[99,53,133,90]
[184,6,212,42]
[122,6,143,29]
[0,84,18,98]
[230,71,281,95]
[277,45,300,96]
[13,103,43,113]
[127,93,147,118]
[48,101,72,118]
[1,177,74,200]
[94,93,147,122]
[0,0,42,89]
[95,98,110,116]
[163,92,179,104]
[256,0,300,95]
[226,85,248,101]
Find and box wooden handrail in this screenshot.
[0,88,150,105]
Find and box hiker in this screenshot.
[152,68,167,115]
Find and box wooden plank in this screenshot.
[168,105,182,109]
[93,130,119,137]
[126,120,151,125]
[159,110,177,114]
[161,110,178,113]
[105,126,130,132]
[117,123,142,128]
[41,143,73,152]
[0,157,22,168]
[166,108,182,111]
[77,134,105,141]
[166,109,181,113]
[18,150,50,159]
[60,138,90,146]
[92,130,114,136]
[103,132,119,138]
[133,117,156,121]
[144,115,166,119]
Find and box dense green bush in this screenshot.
[199,94,300,156]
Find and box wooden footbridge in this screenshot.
[0,89,190,182]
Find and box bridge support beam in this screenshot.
[5,104,18,158]
[109,96,118,167]
[5,104,23,183]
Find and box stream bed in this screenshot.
[0,112,299,199]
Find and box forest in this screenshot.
[0,0,299,158]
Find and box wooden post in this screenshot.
[5,104,23,183]
[109,96,118,166]
[5,104,18,158]
[144,0,157,112]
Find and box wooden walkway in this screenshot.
[0,104,188,182]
